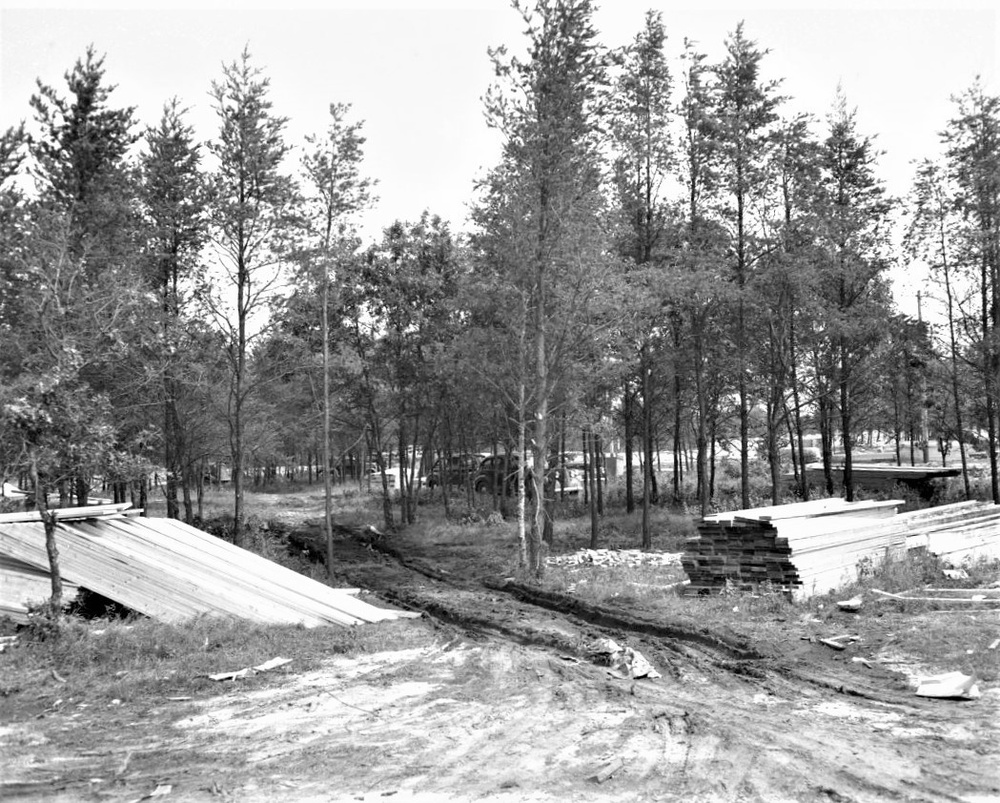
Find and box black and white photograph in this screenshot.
[1,2,998,801]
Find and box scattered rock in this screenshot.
[546,548,682,568]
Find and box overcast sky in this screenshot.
[1,1,998,310]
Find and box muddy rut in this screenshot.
[311,526,1000,803]
[3,524,997,803]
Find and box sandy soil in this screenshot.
[2,521,999,802]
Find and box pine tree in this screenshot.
[815,89,893,500]
[29,45,138,268]
[205,48,297,544]
[480,0,613,571]
[942,81,1000,502]
[610,10,674,545]
[140,99,207,520]
[300,102,373,567]
[711,22,782,508]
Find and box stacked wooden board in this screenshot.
[0,506,420,627]
[684,499,1000,600]
[898,500,1000,564]
[802,463,961,497]
[684,499,907,600]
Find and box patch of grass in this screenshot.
[802,551,1000,681]
[882,611,1000,681]
[541,562,686,604]
[0,615,436,721]
[543,505,698,554]
[814,551,1000,610]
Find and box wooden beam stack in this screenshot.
[684,499,1000,600]
[684,499,906,600]
[802,463,961,497]
[898,500,1000,564]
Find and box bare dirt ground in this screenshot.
[3,514,1000,802]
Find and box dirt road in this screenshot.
[3,528,999,802]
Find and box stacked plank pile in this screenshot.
[684,498,1000,600]
[0,505,420,627]
[683,499,906,600]
[803,463,960,497]
[897,500,1000,564]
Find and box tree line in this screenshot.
[2,1,1000,577]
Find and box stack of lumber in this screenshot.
[684,499,907,600]
[897,500,1000,564]
[684,499,1000,600]
[0,506,420,627]
[803,463,960,497]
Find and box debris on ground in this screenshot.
[208,656,292,682]
[586,638,661,679]
[546,549,682,568]
[836,595,863,612]
[872,587,1000,607]
[611,647,661,679]
[590,758,625,783]
[588,637,622,658]
[126,783,172,803]
[915,671,981,700]
[818,635,860,651]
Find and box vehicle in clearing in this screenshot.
[423,454,479,489]
[473,455,524,497]
[473,454,583,497]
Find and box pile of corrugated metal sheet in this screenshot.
[0,505,420,627]
[683,499,1000,600]
[0,553,80,622]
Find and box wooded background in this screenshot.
[2,1,998,573]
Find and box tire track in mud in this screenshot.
[291,526,1000,801]
[332,529,915,705]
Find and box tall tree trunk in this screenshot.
[694,328,710,517]
[641,346,653,549]
[983,250,1000,502]
[672,330,684,503]
[840,334,854,501]
[164,390,178,520]
[818,387,835,497]
[29,449,62,613]
[530,195,548,571]
[736,165,751,510]
[941,238,972,499]
[231,245,247,547]
[587,427,598,549]
[181,462,194,524]
[595,433,604,516]
[322,262,334,577]
[788,318,809,500]
[624,378,635,513]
